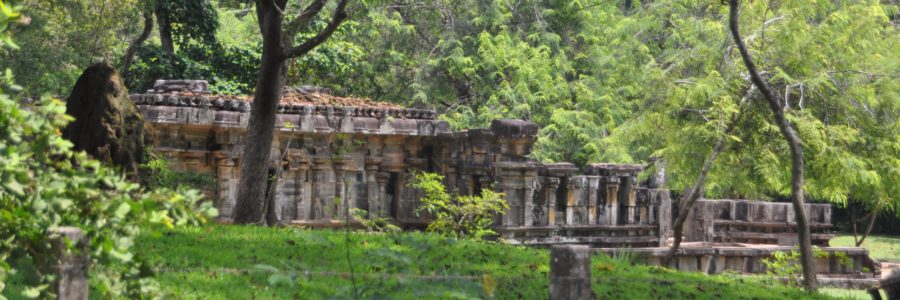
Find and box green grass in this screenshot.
[831,234,900,261]
[819,288,876,300]
[129,225,837,299]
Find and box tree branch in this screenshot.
[284,0,327,37]
[283,0,350,59]
[122,10,154,75]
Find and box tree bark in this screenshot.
[661,84,751,266]
[232,0,349,224]
[857,206,879,247]
[232,1,288,224]
[122,10,154,76]
[728,0,817,290]
[661,133,727,267]
[156,2,175,55]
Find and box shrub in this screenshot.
[408,171,507,239]
[0,54,218,298]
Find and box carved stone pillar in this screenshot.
[311,156,333,220]
[498,176,519,226]
[334,159,349,220]
[294,161,311,221]
[214,157,237,219]
[565,179,578,225]
[545,178,560,226]
[365,157,383,217]
[604,177,620,225]
[587,176,599,225]
[523,176,537,226]
[624,176,638,224]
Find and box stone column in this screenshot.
[295,162,311,221]
[604,177,620,225]
[587,176,599,225]
[498,176,519,226]
[549,245,592,300]
[334,159,348,220]
[523,176,536,226]
[545,178,560,226]
[214,157,237,219]
[311,157,333,220]
[565,179,577,225]
[365,157,383,217]
[49,227,89,300]
[624,176,638,224]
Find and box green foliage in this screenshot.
[1,15,217,296]
[140,154,217,193]
[350,208,400,233]
[0,93,218,298]
[157,0,219,46]
[761,247,852,287]
[125,42,259,94]
[0,0,141,94]
[136,225,836,299]
[408,172,507,240]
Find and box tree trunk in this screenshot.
[232,2,288,224]
[661,134,727,267]
[728,0,817,290]
[857,207,879,247]
[156,2,175,55]
[122,10,154,76]
[232,0,349,224]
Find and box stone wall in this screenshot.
[134,80,673,247]
[683,199,834,246]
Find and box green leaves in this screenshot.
[409,171,508,240]
[0,93,217,298]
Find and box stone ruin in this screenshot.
[133,80,671,248]
[133,80,880,282]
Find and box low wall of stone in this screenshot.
[597,244,877,277]
[684,199,834,246]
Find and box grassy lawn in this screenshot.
[126,225,836,299]
[831,234,900,261]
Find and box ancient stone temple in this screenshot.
[134,80,882,282]
[133,80,671,247]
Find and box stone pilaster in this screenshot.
[545,178,559,226]
[604,177,620,225]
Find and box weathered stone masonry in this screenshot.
[135,81,883,280]
[133,81,671,247]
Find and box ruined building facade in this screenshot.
[134,81,671,247]
[133,81,879,279]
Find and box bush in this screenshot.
[408,171,507,239]
[0,93,217,298]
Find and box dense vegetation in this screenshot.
[4,0,897,212]
[129,225,835,299]
[0,0,897,297]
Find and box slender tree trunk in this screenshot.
[122,10,154,76]
[156,3,175,55]
[728,0,817,290]
[857,207,879,247]
[661,136,726,266]
[851,203,860,245]
[232,3,288,224]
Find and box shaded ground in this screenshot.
[130,225,836,299]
